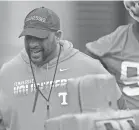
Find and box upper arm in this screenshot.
[0,66,20,130]
[86,33,113,57]
[85,25,128,58]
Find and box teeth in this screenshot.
[30,49,41,53]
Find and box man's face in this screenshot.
[24,32,57,65]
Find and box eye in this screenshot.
[25,35,32,41]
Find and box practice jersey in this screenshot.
[86,24,139,109]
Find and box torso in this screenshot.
[101,24,139,109]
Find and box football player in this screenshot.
[86,0,139,110]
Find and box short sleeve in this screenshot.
[86,25,129,57]
[86,34,113,57]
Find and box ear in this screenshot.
[55,30,62,40]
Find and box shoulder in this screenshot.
[75,51,102,64]
[113,24,130,34]
[75,51,103,65]
[0,53,24,91]
[110,24,130,41]
[0,52,23,76]
[75,51,110,74]
[90,24,130,45]
[86,24,130,57]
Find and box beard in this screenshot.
[24,36,58,66]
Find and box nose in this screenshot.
[28,37,40,48]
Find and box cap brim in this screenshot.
[19,28,49,38]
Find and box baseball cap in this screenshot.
[19,7,60,38]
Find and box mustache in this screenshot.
[25,46,44,57]
[26,45,42,51]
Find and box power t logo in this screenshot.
[58,92,68,105]
[13,79,68,105]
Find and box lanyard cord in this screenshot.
[47,44,62,102]
[46,44,62,119]
[29,58,49,112]
[29,44,62,113]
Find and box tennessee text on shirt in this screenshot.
[13,79,68,96]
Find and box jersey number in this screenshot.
[120,61,139,85]
[120,61,139,96]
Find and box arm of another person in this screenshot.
[85,30,118,72]
[85,25,128,59]
[85,33,114,59]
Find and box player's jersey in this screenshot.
[86,24,139,109]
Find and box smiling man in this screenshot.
[0,7,125,130]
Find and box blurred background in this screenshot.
[0,1,133,68]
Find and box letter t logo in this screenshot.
[58,92,68,105]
